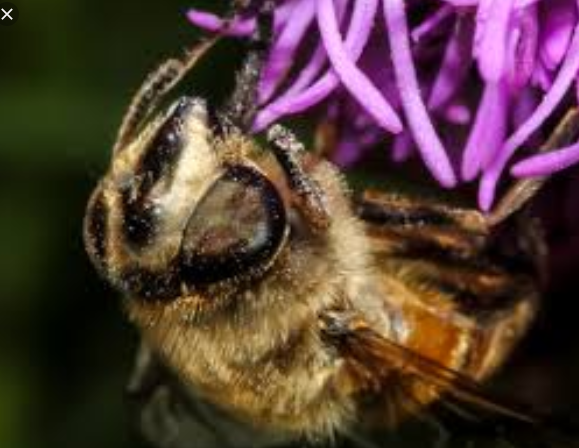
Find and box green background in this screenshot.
[0,1,232,447]
[1,1,578,448]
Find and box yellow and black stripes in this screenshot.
[355,190,540,316]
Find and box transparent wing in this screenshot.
[320,311,579,448]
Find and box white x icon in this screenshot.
[1,8,13,20]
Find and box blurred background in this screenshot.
[0,1,578,448]
[0,1,235,447]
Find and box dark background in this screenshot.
[0,2,232,447]
[1,1,578,448]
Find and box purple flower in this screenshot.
[187,0,579,211]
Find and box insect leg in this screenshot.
[355,190,487,232]
[356,189,489,259]
[488,108,579,225]
[358,188,542,311]
[267,124,331,231]
[222,0,275,131]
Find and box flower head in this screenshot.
[187,0,579,211]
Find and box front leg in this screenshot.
[267,124,331,231]
[355,189,489,259]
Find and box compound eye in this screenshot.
[180,165,287,284]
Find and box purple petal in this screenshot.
[511,87,543,150]
[443,102,472,124]
[428,16,474,110]
[383,0,457,187]
[473,0,495,57]
[516,0,544,6]
[392,131,414,162]
[411,5,454,43]
[532,58,555,90]
[255,0,394,132]
[315,0,402,133]
[440,0,543,6]
[539,0,577,71]
[258,0,350,107]
[186,9,254,36]
[270,44,328,102]
[461,82,508,181]
[479,23,579,210]
[515,0,545,5]
[506,6,539,90]
[512,87,539,128]
[187,3,295,37]
[440,0,479,6]
[476,0,515,82]
[511,140,579,176]
[255,0,361,131]
[259,0,315,104]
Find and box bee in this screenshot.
[83,2,578,447]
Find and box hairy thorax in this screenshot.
[127,161,377,435]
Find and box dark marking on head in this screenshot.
[136,96,194,193]
[120,97,197,249]
[121,199,158,248]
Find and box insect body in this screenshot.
[83,3,572,446]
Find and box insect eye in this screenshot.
[180,165,287,284]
